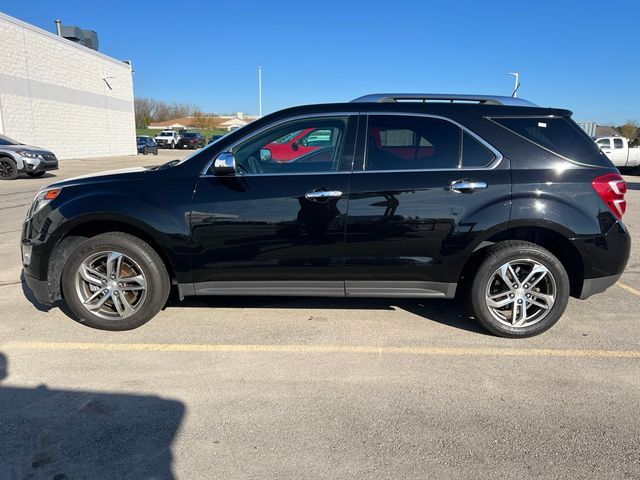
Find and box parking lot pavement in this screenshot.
[0,158,639,479]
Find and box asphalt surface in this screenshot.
[0,150,639,479]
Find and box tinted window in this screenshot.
[366,116,460,170]
[597,139,611,149]
[462,132,495,167]
[492,117,609,166]
[234,117,348,174]
[613,138,624,149]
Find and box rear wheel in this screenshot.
[0,157,18,180]
[61,232,170,331]
[468,241,570,338]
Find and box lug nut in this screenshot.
[517,299,523,304]
[509,293,515,298]
[524,284,529,289]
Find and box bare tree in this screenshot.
[134,97,157,127]
[620,120,639,146]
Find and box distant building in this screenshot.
[148,113,257,131]
[0,12,136,159]
[576,122,620,139]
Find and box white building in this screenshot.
[0,12,136,159]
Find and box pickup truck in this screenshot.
[154,130,180,149]
[596,136,640,171]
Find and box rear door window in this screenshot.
[365,115,460,170]
[613,138,624,149]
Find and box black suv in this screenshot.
[21,94,630,337]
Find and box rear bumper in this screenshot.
[23,271,53,305]
[579,273,622,299]
[571,220,630,299]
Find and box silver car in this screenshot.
[0,134,58,180]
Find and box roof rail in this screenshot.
[350,93,538,107]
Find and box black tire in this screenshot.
[0,157,18,180]
[170,142,175,150]
[27,171,46,177]
[143,146,149,155]
[468,241,570,338]
[153,147,158,155]
[61,232,170,331]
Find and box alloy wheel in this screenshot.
[484,258,557,328]
[75,251,147,320]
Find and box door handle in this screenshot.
[304,189,343,202]
[450,179,487,193]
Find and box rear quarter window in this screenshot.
[490,116,611,167]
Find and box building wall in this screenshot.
[0,12,136,159]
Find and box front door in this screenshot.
[189,114,357,296]
[344,113,511,297]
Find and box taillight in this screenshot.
[592,173,627,219]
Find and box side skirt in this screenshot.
[177,281,457,299]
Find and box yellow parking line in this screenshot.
[616,282,640,297]
[2,341,640,359]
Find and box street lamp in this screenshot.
[258,66,263,118]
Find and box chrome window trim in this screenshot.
[200,112,358,176]
[359,112,504,172]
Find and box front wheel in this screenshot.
[0,157,18,180]
[61,232,170,331]
[143,146,149,155]
[170,142,175,150]
[468,241,570,338]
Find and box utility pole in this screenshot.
[258,66,263,118]
[508,72,520,98]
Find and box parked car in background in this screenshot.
[265,127,335,162]
[596,136,640,171]
[209,134,225,144]
[177,132,206,150]
[0,134,58,180]
[137,136,159,155]
[154,130,180,149]
[21,93,631,337]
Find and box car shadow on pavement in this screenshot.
[0,351,185,480]
[171,296,488,335]
[18,172,56,180]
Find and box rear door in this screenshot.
[189,113,358,296]
[343,113,511,297]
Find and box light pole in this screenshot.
[508,72,520,97]
[258,66,262,118]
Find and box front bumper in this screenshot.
[23,270,53,305]
[22,157,58,173]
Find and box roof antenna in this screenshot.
[508,72,520,97]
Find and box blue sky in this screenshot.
[2,0,638,124]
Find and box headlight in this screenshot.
[17,151,41,158]
[29,188,61,216]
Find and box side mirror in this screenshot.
[291,142,299,152]
[213,152,236,175]
[260,148,272,162]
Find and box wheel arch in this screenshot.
[46,216,178,301]
[459,224,584,298]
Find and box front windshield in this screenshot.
[183,133,197,138]
[0,134,20,146]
